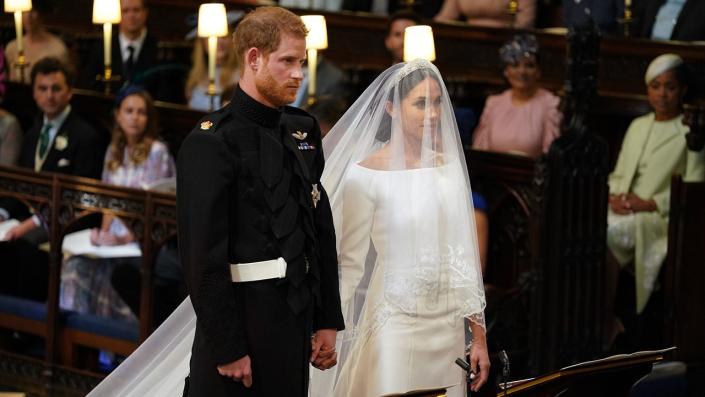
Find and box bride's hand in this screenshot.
[311,329,337,370]
[468,325,490,392]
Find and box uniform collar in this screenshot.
[231,85,282,128]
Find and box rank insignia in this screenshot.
[311,183,321,208]
[200,121,213,130]
[292,130,308,140]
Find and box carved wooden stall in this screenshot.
[0,166,177,396]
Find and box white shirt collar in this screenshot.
[119,29,148,63]
[43,104,72,143]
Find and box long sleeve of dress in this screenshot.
[338,167,375,308]
[471,96,496,151]
[541,96,562,153]
[177,131,247,365]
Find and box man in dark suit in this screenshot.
[81,0,160,93]
[177,6,344,397]
[0,57,105,301]
[636,0,705,41]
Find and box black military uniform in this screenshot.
[177,85,344,397]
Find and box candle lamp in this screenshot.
[93,0,121,94]
[403,25,436,62]
[302,15,328,106]
[198,3,228,111]
[4,0,32,83]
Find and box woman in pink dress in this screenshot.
[472,34,562,159]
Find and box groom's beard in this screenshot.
[255,67,300,107]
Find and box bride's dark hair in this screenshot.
[375,66,441,142]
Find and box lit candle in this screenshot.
[625,0,631,8]
[14,11,23,53]
[103,23,112,67]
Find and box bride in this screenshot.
[312,59,488,396]
[88,59,488,397]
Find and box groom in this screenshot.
[177,7,344,396]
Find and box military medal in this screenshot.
[292,130,308,140]
[311,183,321,208]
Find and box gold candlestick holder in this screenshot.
[507,0,519,28]
[207,79,218,111]
[96,65,121,95]
[617,5,635,37]
[12,50,29,83]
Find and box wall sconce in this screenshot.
[93,0,121,93]
[302,15,328,106]
[198,3,228,111]
[4,0,32,82]
[403,25,436,62]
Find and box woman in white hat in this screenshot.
[607,53,705,347]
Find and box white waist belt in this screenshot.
[230,257,287,282]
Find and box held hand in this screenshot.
[609,194,633,215]
[624,193,657,213]
[217,355,253,387]
[468,334,490,392]
[311,329,337,370]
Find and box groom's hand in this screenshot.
[311,329,337,370]
[217,355,253,387]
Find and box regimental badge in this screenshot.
[200,121,213,130]
[311,183,321,208]
[54,135,68,151]
[292,130,308,140]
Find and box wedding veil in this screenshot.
[312,59,485,395]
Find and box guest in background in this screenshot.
[185,13,241,111]
[385,10,421,65]
[607,54,705,350]
[290,56,348,108]
[304,95,347,137]
[0,107,22,166]
[0,57,105,302]
[60,85,175,320]
[635,0,705,41]
[562,0,624,34]
[473,192,489,274]
[4,2,69,82]
[81,0,160,92]
[279,0,342,12]
[341,0,442,18]
[0,50,22,166]
[472,34,561,159]
[435,0,536,29]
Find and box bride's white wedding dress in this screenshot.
[312,163,478,397]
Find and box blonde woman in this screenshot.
[185,36,240,111]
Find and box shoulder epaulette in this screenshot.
[196,107,230,133]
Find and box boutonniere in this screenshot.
[55,135,69,151]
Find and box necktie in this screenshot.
[125,45,135,79]
[38,123,52,159]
